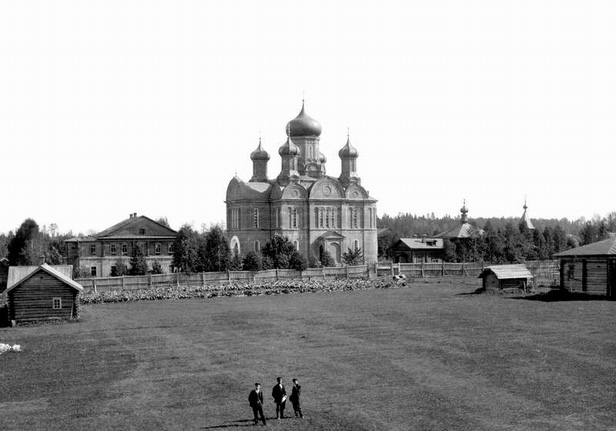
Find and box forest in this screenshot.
[377,212,616,263]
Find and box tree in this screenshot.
[442,239,457,262]
[289,251,308,271]
[229,252,243,271]
[320,250,336,267]
[7,218,44,266]
[243,251,263,271]
[200,225,231,272]
[173,224,200,272]
[129,244,148,275]
[111,259,129,276]
[342,247,363,266]
[73,266,92,279]
[150,260,164,274]
[156,217,171,228]
[262,235,297,269]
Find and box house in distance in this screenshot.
[65,214,177,277]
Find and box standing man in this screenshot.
[289,378,303,418]
[248,382,267,426]
[271,377,287,419]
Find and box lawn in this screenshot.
[1,279,615,430]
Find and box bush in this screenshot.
[243,251,263,271]
[320,250,336,267]
[289,251,308,271]
[150,260,164,275]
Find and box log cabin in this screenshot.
[478,264,533,294]
[6,264,84,323]
[554,237,616,297]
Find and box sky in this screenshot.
[1,0,615,235]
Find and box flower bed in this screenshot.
[0,343,21,354]
[80,278,399,305]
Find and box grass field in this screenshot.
[1,278,615,430]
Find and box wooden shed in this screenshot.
[554,237,616,297]
[6,264,83,323]
[478,264,533,294]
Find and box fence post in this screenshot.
[93,279,97,293]
[346,265,349,279]
[121,276,125,289]
[176,271,180,287]
[442,262,445,276]
[276,269,279,280]
[148,274,152,289]
[421,262,425,278]
[390,261,394,276]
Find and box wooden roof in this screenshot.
[6,264,83,293]
[478,264,533,280]
[554,237,616,257]
[393,238,444,251]
[435,222,483,239]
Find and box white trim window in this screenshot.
[110,243,117,255]
[122,243,128,255]
[52,297,62,309]
[155,243,161,255]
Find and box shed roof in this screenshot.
[6,264,83,293]
[478,264,533,280]
[554,237,616,257]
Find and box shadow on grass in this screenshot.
[202,417,278,429]
[510,290,613,302]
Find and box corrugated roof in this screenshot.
[478,264,533,280]
[6,264,83,293]
[554,237,616,257]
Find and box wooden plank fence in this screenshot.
[75,260,559,293]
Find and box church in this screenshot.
[225,103,378,265]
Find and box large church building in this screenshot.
[225,103,378,265]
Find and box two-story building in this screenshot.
[65,214,177,277]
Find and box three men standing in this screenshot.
[271,377,287,419]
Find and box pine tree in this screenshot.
[172,224,200,272]
[129,244,148,275]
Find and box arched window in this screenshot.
[293,240,299,250]
[354,240,360,252]
[254,240,260,253]
[230,236,241,256]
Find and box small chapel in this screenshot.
[225,102,378,265]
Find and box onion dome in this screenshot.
[279,136,300,156]
[286,102,322,137]
[318,152,327,163]
[460,200,469,224]
[338,135,359,158]
[250,138,270,161]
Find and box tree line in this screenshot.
[378,212,616,263]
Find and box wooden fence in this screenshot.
[75,260,559,293]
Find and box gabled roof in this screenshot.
[319,231,346,240]
[6,264,83,293]
[393,238,444,251]
[554,237,616,257]
[478,264,533,280]
[95,215,176,239]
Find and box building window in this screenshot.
[354,240,359,252]
[231,208,241,230]
[253,208,260,228]
[139,229,146,235]
[293,240,299,250]
[277,208,282,228]
[168,243,173,254]
[319,208,324,228]
[110,244,117,255]
[52,297,62,309]
[155,243,161,255]
[289,207,298,228]
[122,243,128,255]
[254,241,260,253]
[567,264,575,280]
[90,244,96,255]
[351,208,359,229]
[111,265,117,275]
[90,267,97,277]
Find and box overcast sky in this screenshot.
[1,1,615,234]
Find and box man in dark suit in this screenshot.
[248,382,267,426]
[271,377,287,419]
[289,378,303,418]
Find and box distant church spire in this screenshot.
[520,198,535,230]
[460,199,469,224]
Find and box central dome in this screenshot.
[286,102,322,137]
